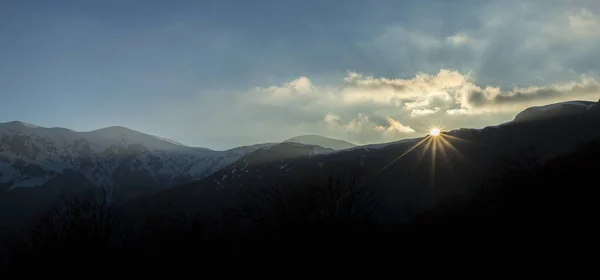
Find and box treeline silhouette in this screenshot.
[1,140,598,273]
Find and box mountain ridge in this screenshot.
[3,98,599,192]
[0,121,196,151]
[0,121,265,193]
[2,98,600,225]
[283,134,356,150]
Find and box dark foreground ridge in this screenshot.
[1,138,597,273]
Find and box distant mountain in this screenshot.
[0,122,298,225]
[283,135,356,150]
[0,121,264,192]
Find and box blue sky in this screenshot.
[2,0,600,149]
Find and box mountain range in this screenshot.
[0,122,269,190]
[1,99,600,225]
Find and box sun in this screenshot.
[430,128,440,136]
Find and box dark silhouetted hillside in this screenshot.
[2,138,598,272]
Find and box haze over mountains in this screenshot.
[1,99,600,226]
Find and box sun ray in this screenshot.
[438,136,466,161]
[339,135,436,202]
[411,137,433,173]
[344,126,476,204]
[429,136,438,197]
[442,134,479,146]
[379,136,431,171]
[435,137,450,164]
[361,136,431,185]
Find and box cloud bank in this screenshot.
[228,69,598,144]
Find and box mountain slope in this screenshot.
[283,135,356,150]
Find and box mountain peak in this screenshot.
[86,125,190,149]
[90,125,138,134]
[283,135,356,150]
[0,120,41,129]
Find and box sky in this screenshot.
[1,0,600,150]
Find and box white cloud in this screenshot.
[411,107,440,117]
[378,116,416,133]
[232,69,600,145]
[323,113,341,124]
[446,33,472,46]
[320,113,416,143]
[254,76,317,106]
[569,9,600,38]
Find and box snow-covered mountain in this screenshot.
[0,121,266,191]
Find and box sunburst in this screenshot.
[339,126,471,203]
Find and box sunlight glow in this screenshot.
[344,127,470,204]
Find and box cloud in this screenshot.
[379,116,416,133]
[411,108,440,117]
[569,9,600,38]
[323,113,341,124]
[319,113,416,144]
[255,76,316,105]
[222,69,598,145]
[446,33,472,46]
[458,76,600,114]
[323,113,415,134]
